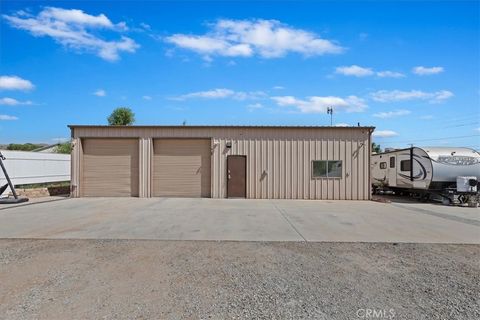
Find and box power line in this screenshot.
[381,134,480,144]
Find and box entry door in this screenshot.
[388,156,397,187]
[227,156,246,198]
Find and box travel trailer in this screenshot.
[371,147,480,204]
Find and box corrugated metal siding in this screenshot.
[139,138,152,198]
[81,138,139,197]
[71,127,371,200]
[152,139,211,197]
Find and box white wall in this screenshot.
[0,150,70,186]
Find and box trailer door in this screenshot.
[388,156,397,186]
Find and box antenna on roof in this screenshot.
[327,107,333,126]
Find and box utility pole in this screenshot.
[327,107,333,126]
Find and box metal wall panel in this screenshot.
[71,127,372,200]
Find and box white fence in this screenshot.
[0,150,70,186]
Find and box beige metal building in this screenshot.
[69,125,374,200]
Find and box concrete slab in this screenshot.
[0,198,478,243]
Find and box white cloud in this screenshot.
[273,86,285,90]
[3,7,139,61]
[172,88,266,101]
[0,75,34,90]
[0,114,18,121]
[371,89,453,103]
[373,109,411,118]
[335,65,374,77]
[335,66,405,78]
[165,19,344,60]
[0,97,33,106]
[271,95,367,113]
[475,128,480,132]
[376,71,405,78]
[373,130,398,138]
[335,123,350,127]
[142,95,152,100]
[419,115,434,120]
[93,89,106,97]
[412,66,444,75]
[247,103,263,111]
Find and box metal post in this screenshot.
[0,152,18,199]
[327,107,333,126]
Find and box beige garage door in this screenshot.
[82,139,139,197]
[153,139,211,197]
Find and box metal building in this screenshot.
[69,125,374,200]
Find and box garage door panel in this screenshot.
[153,139,210,197]
[82,139,139,197]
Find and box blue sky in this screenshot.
[0,1,479,149]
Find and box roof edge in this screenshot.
[68,124,375,129]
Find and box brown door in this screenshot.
[82,139,139,197]
[152,139,211,197]
[227,156,246,198]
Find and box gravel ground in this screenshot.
[0,240,478,320]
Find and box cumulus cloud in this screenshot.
[373,109,411,118]
[335,65,374,77]
[376,71,405,78]
[0,75,34,90]
[172,88,266,101]
[0,114,18,121]
[371,89,453,103]
[335,65,405,78]
[93,89,106,97]
[0,97,33,106]
[412,66,444,75]
[373,130,398,138]
[334,123,350,127]
[3,7,139,61]
[165,19,344,60]
[142,95,152,100]
[271,95,367,113]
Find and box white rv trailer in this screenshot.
[371,147,480,203]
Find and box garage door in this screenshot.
[82,139,139,197]
[153,139,211,197]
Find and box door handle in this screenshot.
[228,174,231,180]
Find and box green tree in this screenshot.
[55,142,72,154]
[372,142,382,154]
[7,143,43,151]
[107,107,135,125]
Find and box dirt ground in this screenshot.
[0,240,478,320]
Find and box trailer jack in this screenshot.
[0,152,28,204]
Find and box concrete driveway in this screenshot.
[0,198,478,243]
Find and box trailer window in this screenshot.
[400,160,411,171]
[390,157,395,168]
[312,160,342,178]
[380,162,387,169]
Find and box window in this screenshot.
[390,157,395,168]
[400,160,411,171]
[312,160,342,178]
[380,162,387,169]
